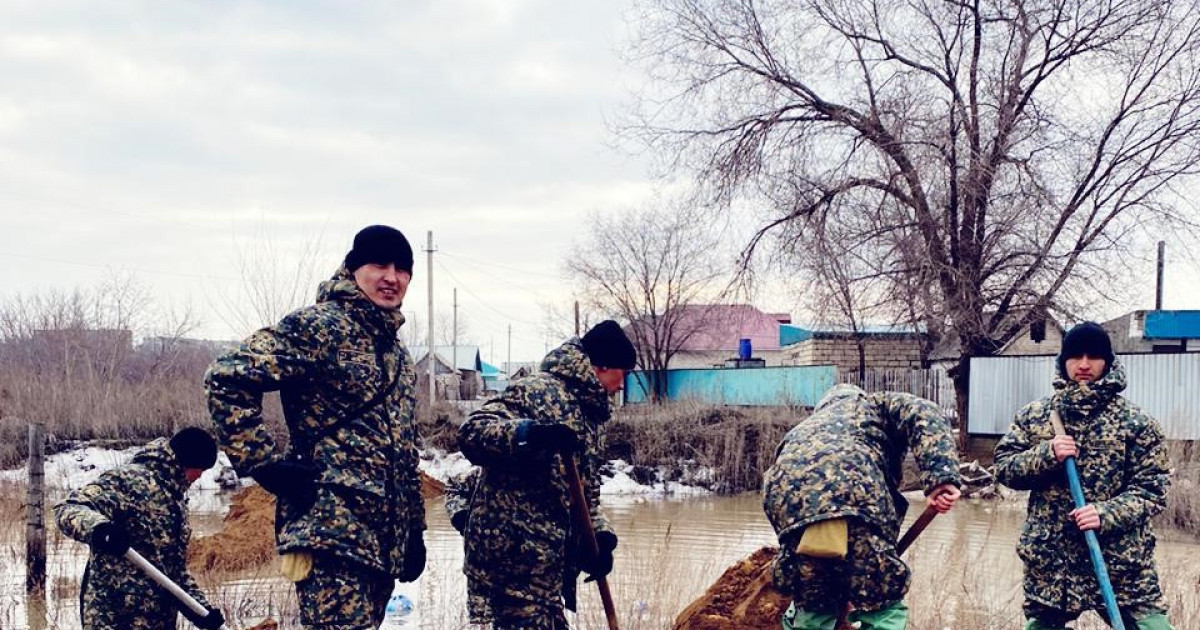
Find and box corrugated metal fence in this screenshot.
[837,367,956,416]
[968,354,1200,439]
[624,365,837,407]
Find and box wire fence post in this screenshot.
[26,422,47,629]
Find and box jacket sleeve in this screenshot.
[458,382,539,468]
[994,401,1060,490]
[444,468,480,528]
[53,470,131,545]
[1094,412,1170,533]
[873,392,961,492]
[204,309,330,474]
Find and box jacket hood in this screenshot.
[131,438,188,499]
[1052,357,1127,395]
[814,383,868,413]
[540,339,609,409]
[316,267,406,337]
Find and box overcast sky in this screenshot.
[0,0,678,363]
[3,1,1199,366]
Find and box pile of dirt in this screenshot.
[188,472,446,574]
[672,546,789,630]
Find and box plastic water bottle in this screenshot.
[385,593,413,617]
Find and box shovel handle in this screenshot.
[1049,411,1125,630]
[125,548,228,630]
[565,456,619,630]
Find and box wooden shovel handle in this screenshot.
[565,456,619,630]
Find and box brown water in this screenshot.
[4,491,1198,629]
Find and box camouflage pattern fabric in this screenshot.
[762,385,961,606]
[458,339,614,611]
[444,467,480,533]
[205,266,425,577]
[54,439,211,630]
[994,360,1171,616]
[775,517,910,613]
[491,594,570,630]
[295,552,393,629]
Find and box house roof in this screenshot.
[780,323,923,346]
[408,345,482,372]
[633,304,789,353]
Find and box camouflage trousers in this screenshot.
[489,594,569,630]
[295,553,393,629]
[1023,600,1174,629]
[774,518,910,614]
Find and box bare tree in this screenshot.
[627,0,1200,444]
[566,198,729,401]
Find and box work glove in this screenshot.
[398,528,426,582]
[89,522,130,556]
[181,605,225,630]
[579,531,618,583]
[251,460,318,511]
[523,422,582,455]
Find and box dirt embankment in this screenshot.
[188,472,446,574]
[671,546,789,630]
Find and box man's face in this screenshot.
[593,367,626,394]
[1065,354,1106,383]
[353,263,411,309]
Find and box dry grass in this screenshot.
[607,402,800,493]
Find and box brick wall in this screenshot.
[782,337,923,370]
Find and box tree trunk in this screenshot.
[952,355,971,455]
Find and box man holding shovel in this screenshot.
[206,225,426,628]
[762,384,962,630]
[54,427,225,630]
[995,322,1175,629]
[457,320,635,629]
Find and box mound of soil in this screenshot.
[672,546,789,630]
[188,472,446,574]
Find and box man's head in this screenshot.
[169,427,218,486]
[581,320,637,394]
[345,225,414,310]
[1058,321,1114,383]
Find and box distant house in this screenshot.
[780,323,927,371]
[410,345,484,400]
[630,304,792,368]
[480,361,506,393]
[1102,310,1200,353]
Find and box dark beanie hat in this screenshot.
[1057,321,1115,378]
[169,427,218,470]
[344,225,414,274]
[581,320,637,370]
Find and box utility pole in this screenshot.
[1155,240,1166,310]
[452,288,458,398]
[425,231,436,414]
[26,423,46,600]
[574,300,580,337]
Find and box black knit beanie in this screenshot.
[581,320,637,370]
[344,225,414,274]
[169,427,218,470]
[1057,321,1114,379]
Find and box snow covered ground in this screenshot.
[2,444,712,498]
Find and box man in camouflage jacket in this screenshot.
[55,428,224,630]
[458,320,636,630]
[762,384,962,630]
[205,225,425,629]
[995,322,1174,630]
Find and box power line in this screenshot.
[434,259,540,327]
[440,250,565,281]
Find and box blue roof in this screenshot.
[780,323,922,346]
[1144,310,1200,339]
[480,360,503,376]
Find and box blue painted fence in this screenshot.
[623,365,837,406]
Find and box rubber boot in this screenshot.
[847,601,908,630]
[782,602,838,630]
[1132,613,1174,630]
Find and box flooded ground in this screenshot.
[3,490,1198,629]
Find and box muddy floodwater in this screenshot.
[3,490,1198,629]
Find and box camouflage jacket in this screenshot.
[994,361,1170,613]
[763,385,961,543]
[54,439,211,630]
[458,339,614,607]
[205,267,424,576]
[445,467,480,533]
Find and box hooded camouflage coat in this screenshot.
[55,439,211,630]
[458,339,614,610]
[763,385,961,543]
[994,361,1170,614]
[205,267,424,576]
